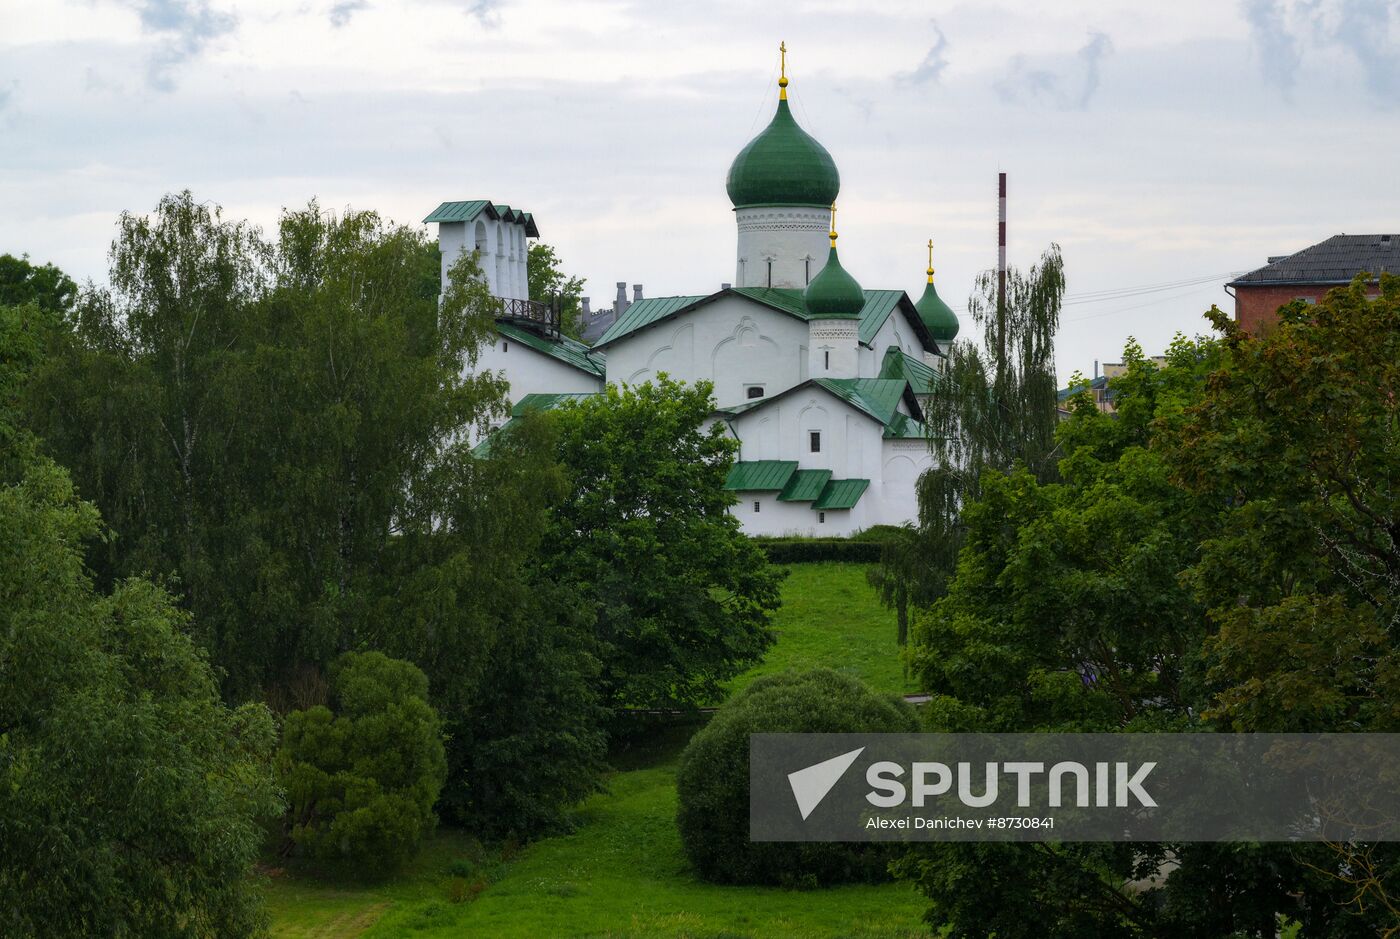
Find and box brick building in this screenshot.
[1228,234,1393,333]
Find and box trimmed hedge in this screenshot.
[752,538,883,564]
[675,669,918,886]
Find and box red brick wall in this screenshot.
[1234,283,1381,334]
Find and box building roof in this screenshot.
[879,346,940,395]
[1228,234,1399,286]
[777,468,832,502]
[423,200,541,237]
[510,392,598,416]
[722,376,918,438]
[723,460,798,491]
[592,287,940,353]
[812,478,870,510]
[882,411,928,440]
[726,97,840,209]
[804,245,865,318]
[1057,374,1108,402]
[813,378,906,425]
[495,321,606,378]
[914,279,960,343]
[595,295,708,347]
[723,461,870,512]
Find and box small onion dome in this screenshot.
[804,245,865,318]
[916,279,959,343]
[726,98,840,209]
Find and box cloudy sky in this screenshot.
[2,0,1398,376]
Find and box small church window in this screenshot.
[805,257,811,284]
[754,500,761,513]
[823,350,829,370]
[502,340,509,352]
[810,431,821,453]
[766,260,773,288]
[746,386,765,399]
[819,511,826,524]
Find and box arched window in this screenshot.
[804,257,812,284]
[766,259,773,288]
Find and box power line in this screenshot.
[952,270,1245,314]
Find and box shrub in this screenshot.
[752,538,884,563]
[675,668,917,885]
[278,652,447,871]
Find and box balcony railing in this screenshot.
[497,296,561,338]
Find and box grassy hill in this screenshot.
[265,561,928,938]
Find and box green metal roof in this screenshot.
[726,97,840,209]
[510,392,598,417]
[879,346,939,395]
[915,280,960,343]
[777,468,832,502]
[496,321,605,378]
[592,284,943,354]
[813,378,906,425]
[883,411,928,440]
[723,460,798,492]
[730,287,808,317]
[424,200,493,223]
[423,200,539,236]
[595,295,708,347]
[804,245,865,319]
[812,478,870,510]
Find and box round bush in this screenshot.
[676,668,918,886]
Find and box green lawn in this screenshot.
[727,561,915,698]
[265,562,925,938]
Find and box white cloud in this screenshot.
[2,0,1398,375]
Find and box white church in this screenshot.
[426,53,961,537]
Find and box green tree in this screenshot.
[0,253,78,313]
[0,303,281,939]
[396,413,608,838]
[871,246,1065,630]
[278,652,447,870]
[541,377,782,709]
[25,192,508,698]
[24,194,608,837]
[527,242,586,339]
[895,336,1382,937]
[1164,281,1400,931]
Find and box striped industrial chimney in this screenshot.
[997,172,1007,314]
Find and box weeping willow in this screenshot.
[870,244,1064,633]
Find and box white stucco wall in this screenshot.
[437,216,530,301]
[877,438,934,526]
[734,206,831,289]
[476,337,603,402]
[717,386,934,535]
[729,388,878,479]
[466,337,602,443]
[807,319,859,379]
[601,297,811,409]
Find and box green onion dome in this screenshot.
[915,279,959,343]
[804,245,865,318]
[726,98,840,209]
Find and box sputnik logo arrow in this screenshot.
[787,747,865,820]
